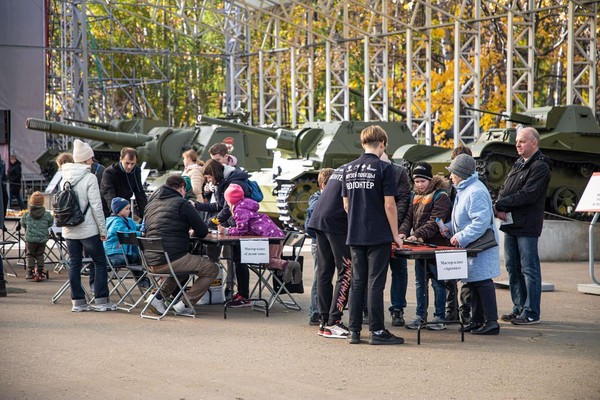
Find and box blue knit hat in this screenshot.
[111,197,129,215]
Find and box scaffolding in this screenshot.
[46,0,599,148]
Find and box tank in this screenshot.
[26,117,273,178]
[392,105,600,218]
[198,115,417,230]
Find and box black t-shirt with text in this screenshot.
[342,153,397,246]
[306,166,347,235]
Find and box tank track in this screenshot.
[276,178,319,232]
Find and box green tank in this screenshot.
[198,116,417,230]
[25,117,273,178]
[392,105,600,217]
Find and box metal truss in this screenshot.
[406,2,433,144]
[566,0,598,112]
[506,0,535,117]
[45,0,599,150]
[453,0,481,145]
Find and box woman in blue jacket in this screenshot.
[445,154,501,335]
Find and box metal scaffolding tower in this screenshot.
[45,0,599,149]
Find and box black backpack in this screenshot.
[53,176,90,227]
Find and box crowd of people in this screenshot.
[0,126,551,345]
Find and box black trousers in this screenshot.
[465,279,498,323]
[348,243,390,332]
[315,231,351,326]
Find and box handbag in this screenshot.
[465,227,497,250]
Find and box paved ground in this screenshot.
[1,248,599,400]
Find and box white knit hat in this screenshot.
[72,139,94,163]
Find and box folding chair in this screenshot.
[0,241,19,277]
[113,231,153,312]
[49,227,69,274]
[137,237,196,320]
[249,231,305,311]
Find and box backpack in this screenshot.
[245,179,264,202]
[53,177,90,227]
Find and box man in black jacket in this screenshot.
[143,175,218,315]
[101,148,147,218]
[494,127,551,325]
[381,153,411,327]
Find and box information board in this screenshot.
[575,173,600,212]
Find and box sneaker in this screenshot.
[322,322,350,339]
[309,313,321,326]
[26,270,34,280]
[145,295,167,315]
[71,303,91,312]
[369,329,405,345]
[391,309,405,327]
[172,301,194,316]
[318,322,326,336]
[92,302,118,312]
[500,312,519,322]
[427,316,447,331]
[511,316,540,325]
[405,316,426,330]
[348,331,361,344]
[229,293,253,308]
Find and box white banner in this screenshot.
[239,239,269,264]
[435,250,468,280]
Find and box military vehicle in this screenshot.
[198,115,417,230]
[392,105,600,217]
[26,117,273,178]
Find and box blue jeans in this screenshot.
[66,235,109,302]
[414,259,446,319]
[308,242,319,317]
[504,234,541,320]
[389,256,407,311]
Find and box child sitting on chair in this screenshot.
[104,197,149,288]
[21,192,54,281]
[218,184,301,284]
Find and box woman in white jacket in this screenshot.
[62,140,114,312]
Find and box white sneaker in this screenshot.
[92,302,118,312]
[71,303,91,312]
[145,295,167,315]
[172,301,194,316]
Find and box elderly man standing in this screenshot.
[101,147,148,218]
[494,127,551,325]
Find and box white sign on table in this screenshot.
[435,250,468,280]
[239,239,270,264]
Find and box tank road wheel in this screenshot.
[550,186,579,217]
[276,179,319,231]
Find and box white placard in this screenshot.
[239,239,269,264]
[435,250,468,280]
[575,173,600,212]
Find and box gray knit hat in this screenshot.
[446,153,476,179]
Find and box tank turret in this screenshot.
[200,115,417,230]
[393,105,600,218]
[26,116,273,178]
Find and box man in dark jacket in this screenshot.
[143,175,218,315]
[494,127,551,325]
[8,154,25,209]
[381,153,411,327]
[101,148,147,218]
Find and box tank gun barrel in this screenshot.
[26,118,152,148]
[198,115,278,139]
[464,106,536,125]
[63,118,111,130]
